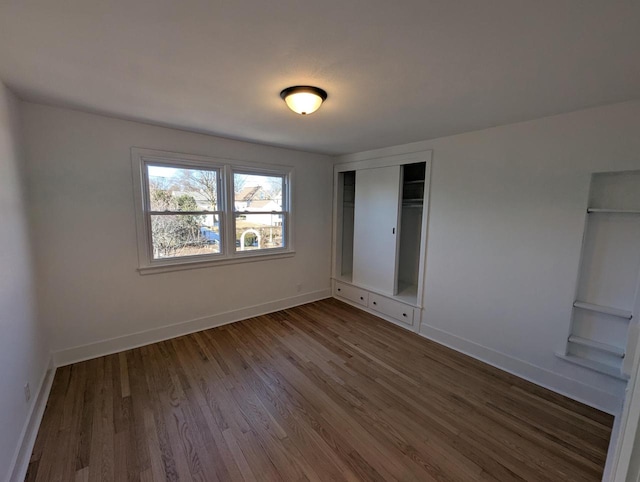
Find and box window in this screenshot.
[147,164,222,260]
[234,171,287,251]
[132,149,293,273]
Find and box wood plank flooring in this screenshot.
[26,299,613,481]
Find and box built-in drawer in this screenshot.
[368,293,414,326]
[334,281,368,307]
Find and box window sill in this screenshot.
[137,250,295,275]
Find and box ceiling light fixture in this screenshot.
[280,86,327,115]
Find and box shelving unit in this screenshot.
[573,301,633,320]
[397,162,426,302]
[332,151,432,333]
[559,171,640,378]
[337,171,355,282]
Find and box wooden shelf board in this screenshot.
[555,353,628,380]
[573,301,632,320]
[587,208,640,215]
[567,335,625,357]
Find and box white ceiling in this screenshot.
[1,1,639,155]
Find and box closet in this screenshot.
[559,171,640,379]
[332,151,431,331]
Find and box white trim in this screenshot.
[334,277,421,308]
[137,250,295,275]
[337,146,436,164]
[7,356,56,482]
[334,150,433,173]
[414,154,432,314]
[418,321,624,415]
[131,147,295,273]
[555,353,628,380]
[334,292,418,331]
[53,290,331,367]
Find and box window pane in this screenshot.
[234,172,284,212]
[148,164,219,211]
[151,214,221,259]
[235,214,284,250]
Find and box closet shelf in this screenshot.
[567,335,625,357]
[404,180,425,184]
[587,208,640,214]
[556,353,628,380]
[573,301,633,320]
[402,202,423,208]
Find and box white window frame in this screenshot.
[231,168,289,257]
[132,148,294,274]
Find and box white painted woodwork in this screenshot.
[573,301,633,320]
[333,279,416,327]
[334,281,368,307]
[587,208,640,215]
[555,354,627,380]
[368,293,414,326]
[568,335,625,357]
[563,170,640,380]
[352,165,401,295]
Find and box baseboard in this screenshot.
[8,356,56,482]
[53,289,331,367]
[418,322,624,415]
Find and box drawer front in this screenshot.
[334,281,368,306]
[368,294,414,326]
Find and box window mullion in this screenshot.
[224,164,236,257]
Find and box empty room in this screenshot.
[2,1,640,481]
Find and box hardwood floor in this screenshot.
[26,299,613,481]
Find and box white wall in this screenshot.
[21,103,334,363]
[0,85,50,481]
[339,100,640,413]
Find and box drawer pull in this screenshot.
[373,301,377,305]
[337,288,341,292]
[360,296,364,300]
[402,313,407,317]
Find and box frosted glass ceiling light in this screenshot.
[280,86,327,115]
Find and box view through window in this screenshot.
[234,172,286,251]
[134,149,293,271]
[147,164,222,259]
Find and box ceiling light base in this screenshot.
[280,86,327,115]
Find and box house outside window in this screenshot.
[233,172,286,251]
